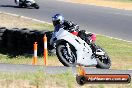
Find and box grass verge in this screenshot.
[0,70,131,88]
[0,12,53,30]
[67,0,132,10]
[0,70,75,88]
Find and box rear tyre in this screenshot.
[95,46,111,69]
[56,42,77,67]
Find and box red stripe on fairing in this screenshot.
[71,31,78,36]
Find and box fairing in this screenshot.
[55,29,97,66]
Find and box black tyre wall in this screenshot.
[0,27,8,48]
[16,28,30,54]
[0,27,53,55]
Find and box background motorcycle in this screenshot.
[50,28,111,69]
[15,0,39,9]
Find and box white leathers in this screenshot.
[15,0,35,6]
[26,0,36,4]
[15,0,19,5]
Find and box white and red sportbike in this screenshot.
[50,28,111,69]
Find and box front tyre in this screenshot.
[56,43,77,67]
[96,46,111,69]
[18,3,23,8]
[32,3,39,9]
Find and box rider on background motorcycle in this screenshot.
[15,0,33,3]
[15,0,38,8]
[15,0,26,5]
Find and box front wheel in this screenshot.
[32,3,39,9]
[19,4,23,8]
[95,46,111,69]
[18,3,25,8]
[56,43,77,67]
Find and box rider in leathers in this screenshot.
[50,14,95,54]
[50,14,80,47]
[50,14,93,47]
[50,14,98,55]
[15,0,34,6]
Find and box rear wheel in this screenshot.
[56,42,77,67]
[95,46,111,69]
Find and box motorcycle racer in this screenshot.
[50,14,96,46]
[50,14,80,45]
[14,0,39,9]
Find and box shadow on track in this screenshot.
[0,5,37,9]
[0,5,19,8]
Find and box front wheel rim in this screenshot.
[58,45,76,64]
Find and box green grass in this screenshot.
[0,70,75,88]
[0,70,131,88]
[0,54,61,66]
[96,35,132,69]
[32,23,53,30]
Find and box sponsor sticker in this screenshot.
[76,66,131,85]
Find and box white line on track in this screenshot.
[0,11,52,25]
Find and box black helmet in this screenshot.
[52,14,64,26]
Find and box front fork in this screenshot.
[66,43,72,56]
[90,43,97,54]
[90,43,105,56]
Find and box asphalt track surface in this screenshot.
[0,0,132,77]
[0,0,132,41]
[0,64,132,77]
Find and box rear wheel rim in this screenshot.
[97,54,110,65]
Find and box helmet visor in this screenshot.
[52,20,60,26]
